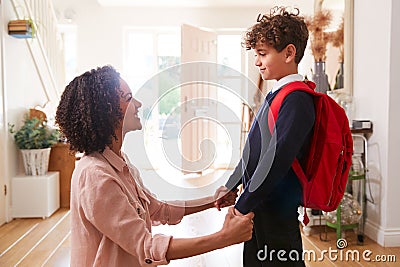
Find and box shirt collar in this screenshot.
[271,74,304,94]
[101,146,126,172]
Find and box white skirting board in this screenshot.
[364,219,400,247]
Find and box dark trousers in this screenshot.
[242,181,306,267]
[243,210,305,267]
[240,167,305,266]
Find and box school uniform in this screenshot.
[225,74,315,267]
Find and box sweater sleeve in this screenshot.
[225,158,245,191]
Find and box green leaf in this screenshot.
[10,116,60,149]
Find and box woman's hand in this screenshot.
[220,207,254,245]
[166,206,254,260]
[214,186,239,211]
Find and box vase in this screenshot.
[312,62,330,94]
[334,62,344,89]
[20,148,51,176]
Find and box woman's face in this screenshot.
[119,79,142,132]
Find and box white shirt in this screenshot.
[271,74,304,94]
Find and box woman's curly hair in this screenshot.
[55,65,123,154]
[242,6,309,64]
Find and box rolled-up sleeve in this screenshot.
[146,192,186,225]
[80,169,172,266]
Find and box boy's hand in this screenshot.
[214,186,239,211]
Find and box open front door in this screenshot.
[180,24,217,174]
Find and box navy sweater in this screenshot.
[226,89,315,214]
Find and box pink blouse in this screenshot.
[70,147,185,266]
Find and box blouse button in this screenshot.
[145,258,153,264]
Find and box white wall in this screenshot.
[53,0,263,74]
[52,0,316,77]
[353,0,400,246]
[387,0,400,241]
[1,0,57,222]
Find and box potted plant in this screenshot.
[9,115,60,176]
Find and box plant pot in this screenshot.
[20,148,51,176]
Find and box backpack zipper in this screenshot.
[327,148,344,205]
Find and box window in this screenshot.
[59,24,78,85]
[123,28,180,102]
[123,30,247,171]
[123,28,181,171]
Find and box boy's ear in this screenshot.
[284,44,296,63]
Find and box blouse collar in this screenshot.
[101,147,126,172]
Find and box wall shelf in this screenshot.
[8,19,35,39]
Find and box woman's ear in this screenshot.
[285,44,297,63]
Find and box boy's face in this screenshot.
[254,42,288,81]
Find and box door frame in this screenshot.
[0,0,9,225]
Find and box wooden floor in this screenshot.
[302,226,399,266]
[0,209,399,266]
[0,209,70,267]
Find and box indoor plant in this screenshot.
[9,115,60,175]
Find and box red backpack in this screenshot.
[267,80,353,225]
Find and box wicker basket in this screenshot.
[20,148,51,176]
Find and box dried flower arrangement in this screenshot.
[327,17,344,62]
[305,10,333,62]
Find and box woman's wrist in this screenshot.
[213,230,230,249]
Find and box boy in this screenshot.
[217,7,314,266]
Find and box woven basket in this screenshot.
[20,148,51,176]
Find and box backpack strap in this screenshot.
[267,80,316,132]
[267,80,316,225]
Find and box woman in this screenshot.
[55,65,254,267]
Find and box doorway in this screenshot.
[122,26,245,177]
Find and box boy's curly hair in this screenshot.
[242,6,309,64]
[55,65,123,154]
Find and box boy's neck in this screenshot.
[276,66,298,81]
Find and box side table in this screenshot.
[12,171,60,219]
